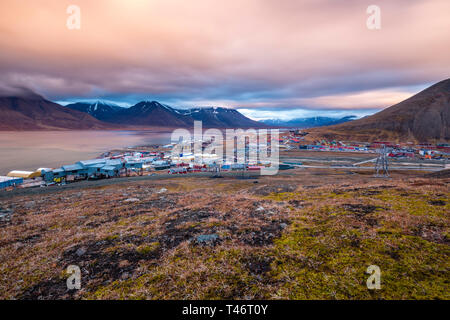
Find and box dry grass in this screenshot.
[0,170,448,299]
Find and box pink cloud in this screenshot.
[0,0,449,111]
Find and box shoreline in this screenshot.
[0,130,173,175]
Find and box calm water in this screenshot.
[0,130,172,175]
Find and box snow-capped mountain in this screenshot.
[67,100,267,128]
[262,116,357,128]
[180,107,264,128]
[65,101,124,121]
[108,101,191,127]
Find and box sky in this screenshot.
[0,0,449,120]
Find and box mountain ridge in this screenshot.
[66,100,267,128]
[262,116,357,128]
[2,78,449,137]
[310,79,450,142]
[65,101,125,122]
[0,93,267,130]
[0,93,111,131]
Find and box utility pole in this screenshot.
[374,144,390,177]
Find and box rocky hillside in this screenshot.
[311,79,450,142]
[0,92,110,130]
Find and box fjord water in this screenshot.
[0,130,172,175]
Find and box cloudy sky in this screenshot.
[0,0,449,120]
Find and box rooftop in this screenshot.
[0,176,23,183]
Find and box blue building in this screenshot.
[42,157,141,182]
[0,176,23,189]
[125,160,143,170]
[100,165,119,177]
[61,164,86,176]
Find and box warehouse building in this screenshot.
[7,170,42,179]
[42,158,128,182]
[0,176,23,189]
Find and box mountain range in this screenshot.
[65,100,266,128]
[310,78,450,142]
[65,101,357,129]
[262,116,356,128]
[1,79,449,142]
[0,91,266,130]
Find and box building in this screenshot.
[125,160,143,170]
[152,160,171,170]
[61,164,86,177]
[99,165,120,177]
[7,170,41,179]
[0,176,23,189]
[42,157,131,182]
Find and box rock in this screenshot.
[120,272,130,280]
[158,188,167,194]
[280,223,288,229]
[255,206,265,212]
[0,208,13,221]
[288,200,304,208]
[24,201,36,209]
[196,234,219,244]
[76,247,87,257]
[124,198,140,203]
[13,242,24,250]
[119,260,130,268]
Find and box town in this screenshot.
[1,129,448,191]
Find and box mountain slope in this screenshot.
[0,92,111,130]
[311,79,450,142]
[65,101,124,121]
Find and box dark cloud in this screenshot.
[0,0,449,119]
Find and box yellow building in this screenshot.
[7,170,42,179]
